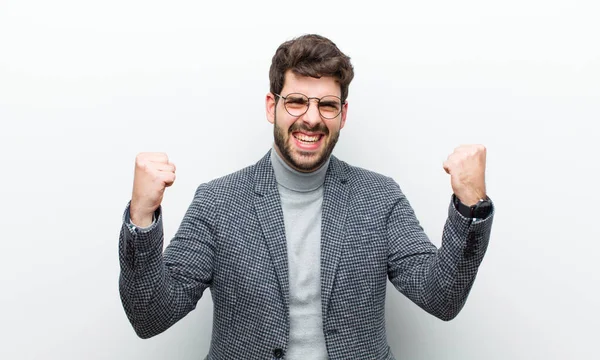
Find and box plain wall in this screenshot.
[1,0,598,359]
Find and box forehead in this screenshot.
[282,70,341,98]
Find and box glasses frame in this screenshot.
[274,92,344,120]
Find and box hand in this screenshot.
[443,145,487,206]
[130,152,176,227]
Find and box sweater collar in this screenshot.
[269,144,329,192]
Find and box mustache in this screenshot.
[289,121,329,135]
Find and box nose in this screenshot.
[301,99,322,127]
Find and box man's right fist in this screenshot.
[130,152,176,227]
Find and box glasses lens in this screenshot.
[283,93,309,116]
[318,96,342,119]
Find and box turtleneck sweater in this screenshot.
[270,145,330,360]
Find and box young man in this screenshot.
[119,34,494,360]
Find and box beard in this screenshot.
[273,108,340,173]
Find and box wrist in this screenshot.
[455,189,486,206]
[130,206,155,228]
[458,196,480,207]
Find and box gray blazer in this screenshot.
[118,151,494,359]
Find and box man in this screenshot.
[118,34,494,360]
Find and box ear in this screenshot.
[339,101,348,130]
[266,92,276,124]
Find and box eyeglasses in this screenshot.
[274,93,343,119]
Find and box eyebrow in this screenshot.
[319,101,340,107]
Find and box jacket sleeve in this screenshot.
[118,183,217,338]
[386,179,494,321]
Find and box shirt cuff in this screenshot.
[123,202,160,235]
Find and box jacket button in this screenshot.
[273,348,284,358]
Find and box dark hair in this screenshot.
[269,34,354,103]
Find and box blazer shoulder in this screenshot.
[201,164,256,197]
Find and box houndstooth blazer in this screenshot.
[118,150,494,360]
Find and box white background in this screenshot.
[1,0,599,359]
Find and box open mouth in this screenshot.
[292,132,324,150]
[293,133,322,143]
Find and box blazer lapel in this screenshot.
[320,156,349,319]
[253,151,290,309]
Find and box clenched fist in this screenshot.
[130,152,176,227]
[443,145,487,206]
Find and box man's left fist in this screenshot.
[443,144,487,206]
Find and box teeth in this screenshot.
[295,134,320,142]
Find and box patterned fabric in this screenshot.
[118,150,494,360]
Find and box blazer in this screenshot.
[118,150,494,359]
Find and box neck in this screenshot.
[270,144,329,192]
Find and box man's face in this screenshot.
[266,71,348,173]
